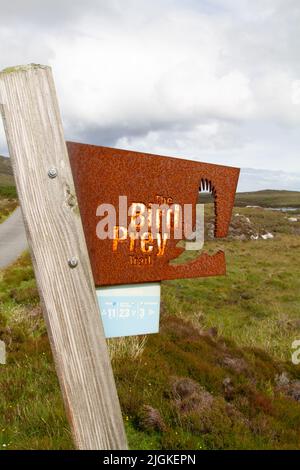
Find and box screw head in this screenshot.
[48,167,58,179]
[68,257,78,268]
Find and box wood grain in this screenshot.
[0,64,127,450]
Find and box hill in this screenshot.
[200,189,300,208]
[0,155,14,186]
[0,155,16,198]
[235,189,300,208]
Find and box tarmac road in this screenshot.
[0,207,28,269]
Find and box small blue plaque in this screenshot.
[96,283,161,338]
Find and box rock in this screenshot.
[261,232,274,240]
[236,234,247,241]
[288,217,298,222]
[225,214,261,241]
[206,209,275,241]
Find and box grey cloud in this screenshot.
[0,0,114,26]
[0,0,170,28]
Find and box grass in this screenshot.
[164,206,300,361]
[0,202,300,449]
[0,194,18,223]
[0,254,73,449]
[0,158,18,222]
[0,186,17,199]
[235,190,300,208]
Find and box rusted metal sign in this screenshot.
[68,142,239,287]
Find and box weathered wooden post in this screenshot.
[0,64,127,450]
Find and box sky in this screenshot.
[0,0,300,191]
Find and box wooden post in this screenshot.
[0,64,128,450]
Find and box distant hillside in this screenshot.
[0,155,16,198]
[200,189,300,208]
[234,189,300,208]
[0,155,14,186]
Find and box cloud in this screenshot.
[0,0,300,188]
[238,168,300,192]
[0,0,114,27]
